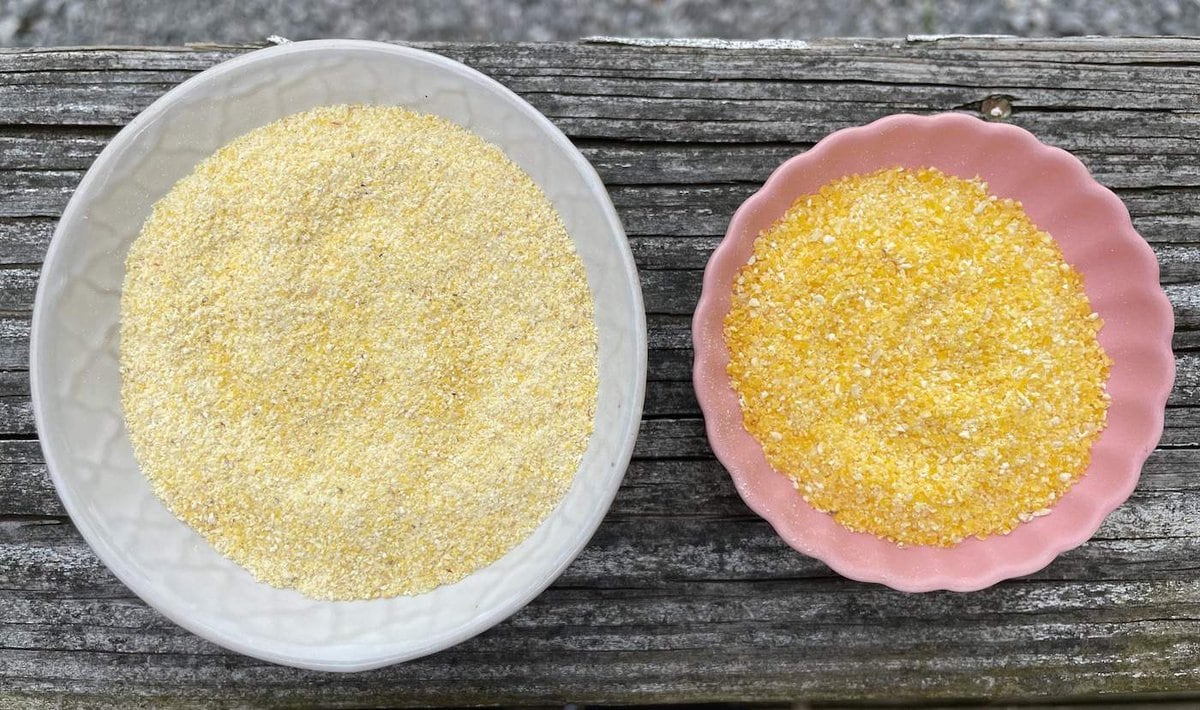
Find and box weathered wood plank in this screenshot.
[8,579,1200,653]
[0,630,1191,709]
[2,579,1199,666]
[5,513,1200,604]
[0,217,54,264]
[0,341,1196,434]
[8,39,1200,119]
[9,443,1200,526]
[10,127,1200,191]
[0,315,29,369]
[5,166,1200,254]
[1,246,1196,325]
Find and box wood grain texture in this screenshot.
[1,36,1199,707]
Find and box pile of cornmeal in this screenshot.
[121,105,598,600]
[724,167,1111,546]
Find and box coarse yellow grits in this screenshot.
[121,104,598,599]
[724,167,1110,546]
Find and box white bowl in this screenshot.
[31,39,646,671]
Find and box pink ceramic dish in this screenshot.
[693,112,1175,592]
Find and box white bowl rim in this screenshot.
[29,38,647,671]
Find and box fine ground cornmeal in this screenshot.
[724,167,1111,546]
[121,105,598,599]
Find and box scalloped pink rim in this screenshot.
[692,113,1175,593]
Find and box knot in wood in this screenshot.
[981,95,1013,120]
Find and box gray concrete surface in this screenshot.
[2,0,1200,46]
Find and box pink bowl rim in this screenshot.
[692,112,1176,592]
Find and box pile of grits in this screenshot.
[120,105,598,600]
[724,167,1111,546]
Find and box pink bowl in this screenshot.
[692,112,1175,592]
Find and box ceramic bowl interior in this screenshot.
[692,112,1174,592]
[31,40,646,670]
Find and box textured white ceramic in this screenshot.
[31,40,646,671]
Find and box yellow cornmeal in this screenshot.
[724,167,1111,546]
[120,105,598,599]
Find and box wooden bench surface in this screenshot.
[2,36,1199,707]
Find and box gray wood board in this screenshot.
[1,37,1199,707]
